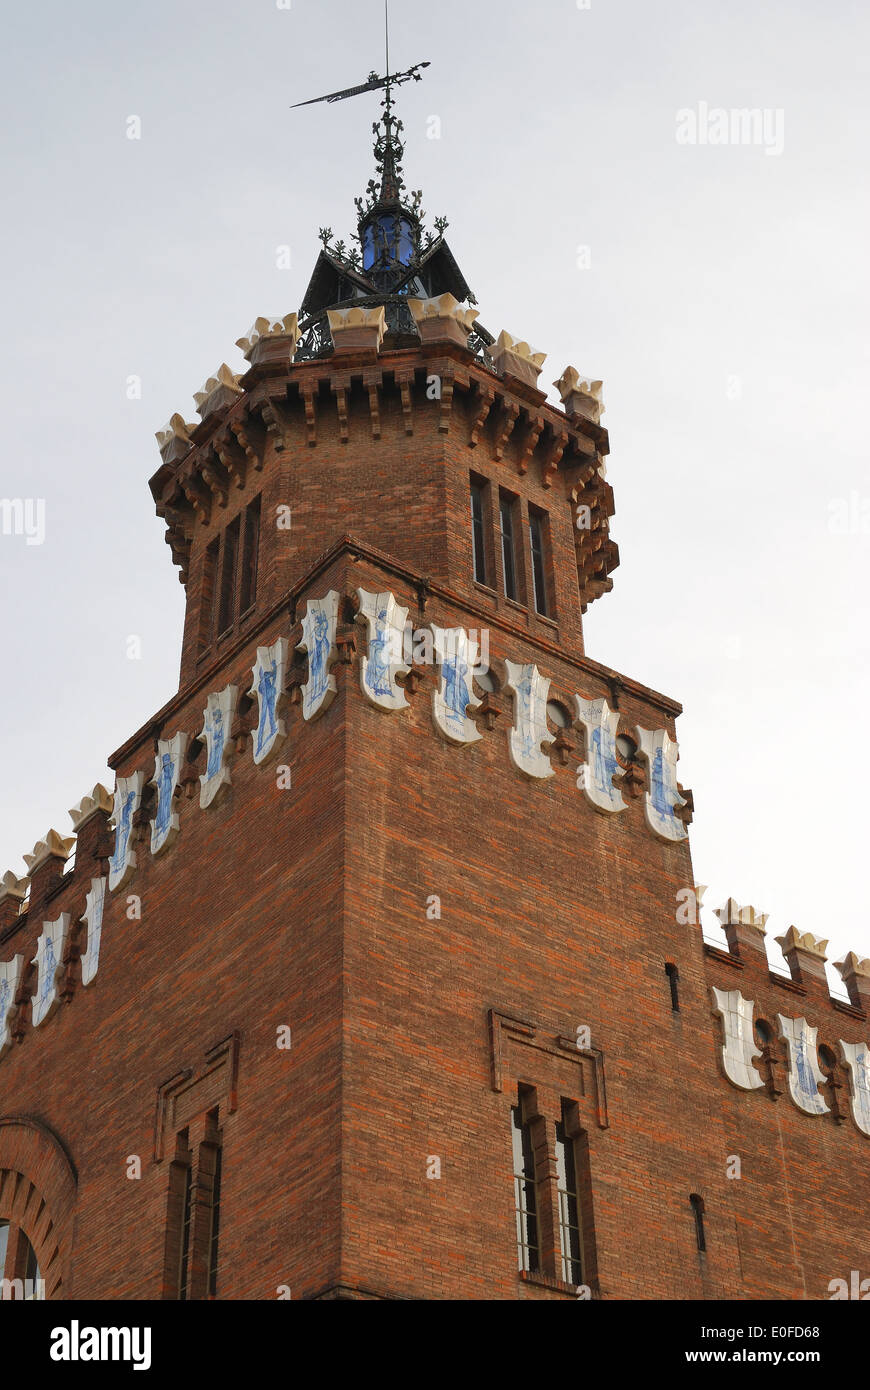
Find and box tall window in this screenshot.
[665,962,680,1011]
[0,1221,45,1300]
[198,537,219,657]
[690,1194,707,1252]
[217,515,240,635]
[207,1133,223,1298]
[555,1118,583,1284]
[499,492,519,601]
[470,479,487,584]
[528,506,549,616]
[511,1102,539,1272]
[239,496,261,614]
[178,1152,194,1301]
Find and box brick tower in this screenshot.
[1,73,868,1304]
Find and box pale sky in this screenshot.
[0,0,867,989]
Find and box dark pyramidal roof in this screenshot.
[296,76,487,359]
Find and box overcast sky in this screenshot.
[0,0,867,988]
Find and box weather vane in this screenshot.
[291,0,429,111]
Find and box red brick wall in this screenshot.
[1,344,866,1301]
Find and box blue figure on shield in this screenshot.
[444,654,471,728]
[40,934,57,1006]
[155,753,175,838]
[367,608,393,697]
[517,671,536,757]
[795,1033,816,1102]
[650,746,668,816]
[257,659,279,755]
[113,790,135,871]
[309,610,331,702]
[207,706,225,780]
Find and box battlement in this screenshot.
[702,897,870,1142]
[148,300,617,635]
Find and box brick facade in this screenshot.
[1,244,867,1305]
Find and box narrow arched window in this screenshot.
[555,1116,583,1285]
[511,1099,539,1273]
[665,961,680,1011]
[690,1193,706,1252]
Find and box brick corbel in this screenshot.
[492,400,520,461]
[469,384,495,448]
[298,382,318,447]
[517,417,544,475]
[214,430,248,492]
[541,430,569,488]
[331,372,352,444]
[394,368,415,435]
[362,368,383,440]
[259,393,293,453]
[200,449,231,508]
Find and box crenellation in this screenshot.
[193,363,245,420]
[156,412,198,466]
[834,952,870,1010]
[235,313,301,366]
[0,872,28,932]
[553,366,604,424]
[488,329,547,389]
[775,925,830,991]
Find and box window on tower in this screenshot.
[664,961,680,1012]
[217,515,240,637]
[528,505,551,616]
[511,1097,540,1273]
[178,1141,194,1301]
[239,495,261,615]
[207,1119,223,1299]
[555,1113,584,1285]
[470,476,489,585]
[690,1193,707,1252]
[198,537,219,658]
[499,491,520,602]
[362,215,414,270]
[201,495,262,653]
[0,1220,45,1300]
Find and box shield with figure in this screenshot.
[80,878,108,988]
[199,685,238,809]
[297,591,341,721]
[150,731,188,856]
[711,988,765,1091]
[574,695,627,815]
[634,725,688,841]
[356,589,410,712]
[430,625,481,745]
[0,954,23,1056]
[505,661,554,779]
[249,638,290,765]
[31,914,70,1028]
[777,1015,829,1116]
[108,771,145,892]
[839,1040,870,1137]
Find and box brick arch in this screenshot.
[0,1115,77,1298]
